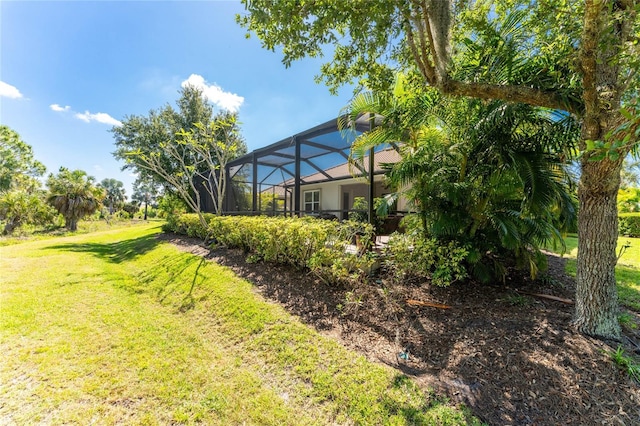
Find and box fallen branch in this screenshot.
[516,291,574,305]
[406,299,452,309]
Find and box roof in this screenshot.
[227,117,370,185]
[227,115,383,187]
[290,147,401,185]
[257,148,401,196]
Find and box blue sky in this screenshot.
[0,1,354,197]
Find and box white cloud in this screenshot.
[93,165,103,173]
[51,104,120,126]
[0,81,23,99]
[75,111,122,127]
[50,103,71,112]
[181,74,244,113]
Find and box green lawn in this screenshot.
[548,235,640,311]
[0,218,163,247]
[0,222,477,425]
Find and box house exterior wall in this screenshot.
[299,180,341,213]
[299,174,411,216]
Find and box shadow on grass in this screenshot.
[617,265,640,311]
[48,233,211,313]
[121,251,210,313]
[45,233,160,264]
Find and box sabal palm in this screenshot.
[100,178,126,214]
[343,76,578,281]
[47,168,105,231]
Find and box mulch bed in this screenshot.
[159,233,640,425]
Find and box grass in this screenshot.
[547,235,640,312]
[0,222,478,425]
[0,218,163,247]
[606,346,640,383]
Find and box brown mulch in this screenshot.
[159,233,640,425]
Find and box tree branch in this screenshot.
[441,80,582,115]
[403,1,583,115]
[403,4,436,83]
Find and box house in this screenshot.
[221,116,408,221]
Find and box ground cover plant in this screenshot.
[0,222,476,425]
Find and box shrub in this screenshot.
[165,214,376,284]
[122,202,139,216]
[349,197,369,223]
[618,187,640,213]
[157,193,187,219]
[349,197,386,233]
[619,213,640,237]
[113,210,130,220]
[166,214,471,287]
[163,213,214,239]
[384,232,468,287]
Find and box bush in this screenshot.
[113,210,131,220]
[165,214,472,287]
[618,187,640,213]
[619,213,640,237]
[349,197,386,233]
[384,232,468,287]
[122,202,139,216]
[165,214,376,284]
[163,213,215,239]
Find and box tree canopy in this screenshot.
[132,176,161,220]
[47,168,104,231]
[99,178,126,214]
[112,86,238,189]
[112,86,247,225]
[0,125,46,191]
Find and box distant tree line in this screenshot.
[0,126,156,235]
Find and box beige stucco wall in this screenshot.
[300,175,411,214]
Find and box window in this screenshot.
[303,190,320,212]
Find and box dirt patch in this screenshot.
[159,233,640,425]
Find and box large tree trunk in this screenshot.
[574,156,623,339]
[572,1,631,340]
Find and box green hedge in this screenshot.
[165,214,470,287]
[619,213,640,237]
[165,214,376,283]
[162,212,215,239]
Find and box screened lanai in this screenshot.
[222,115,401,220]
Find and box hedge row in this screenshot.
[164,214,377,283]
[619,213,640,237]
[165,213,471,287]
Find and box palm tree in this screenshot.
[47,168,105,231]
[99,178,126,214]
[342,75,579,281]
[132,176,160,220]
